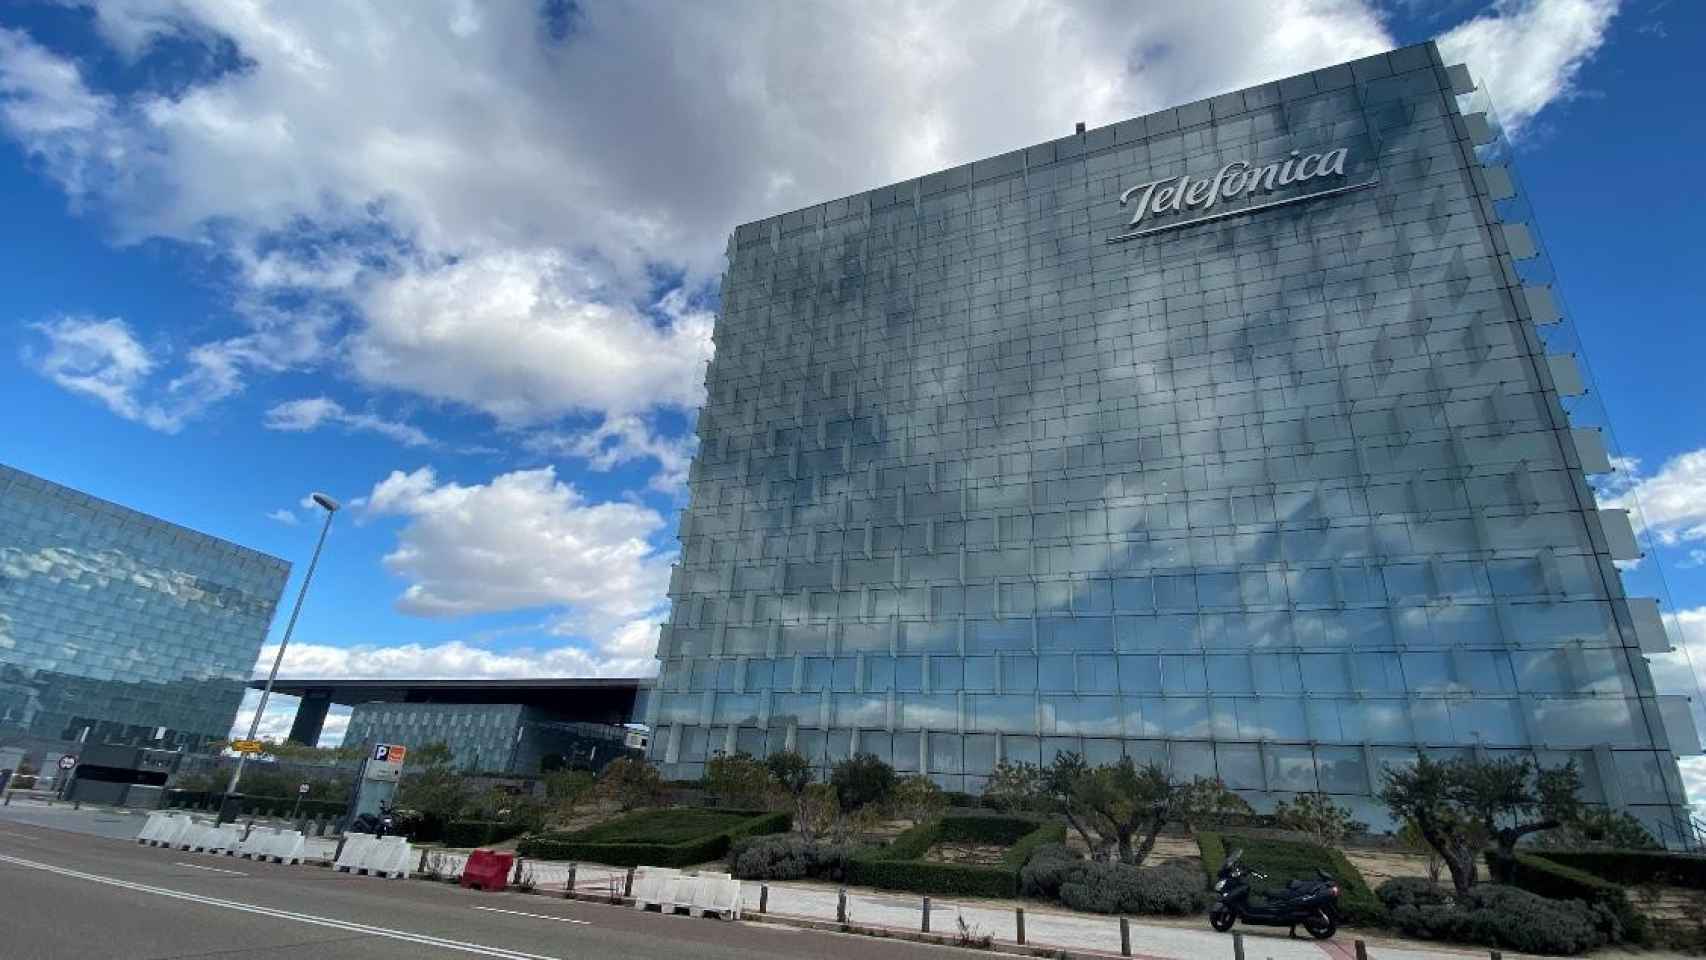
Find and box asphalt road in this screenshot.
[0,820,962,960]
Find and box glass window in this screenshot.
[866,655,894,692]
[1004,655,1038,691]
[1079,654,1119,693]
[964,657,997,691]
[895,656,924,692]
[1119,655,1161,692]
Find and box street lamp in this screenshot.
[221,492,340,822]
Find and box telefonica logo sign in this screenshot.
[1108,147,1377,242]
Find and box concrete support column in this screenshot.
[287,689,333,746]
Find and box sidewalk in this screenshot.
[421,850,1510,960]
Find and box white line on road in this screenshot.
[173,861,247,876]
[0,853,567,960]
[472,906,591,925]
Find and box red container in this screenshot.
[460,849,515,892]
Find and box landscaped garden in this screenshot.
[377,740,1706,957]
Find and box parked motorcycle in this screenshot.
[1208,849,1341,940]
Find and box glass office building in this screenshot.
[648,42,1698,832]
[0,463,290,752]
[343,702,637,775]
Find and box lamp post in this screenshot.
[221,492,339,822]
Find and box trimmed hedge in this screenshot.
[1489,851,1646,944]
[444,820,526,848]
[1532,849,1706,891]
[1197,831,1383,927]
[842,814,1065,899]
[1387,883,1620,956]
[517,809,789,867]
[163,790,346,820]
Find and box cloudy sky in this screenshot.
[2,0,1703,786]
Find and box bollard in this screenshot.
[1490,953,1502,960]
[334,836,347,861]
[511,856,525,885]
[566,863,577,896]
[1355,940,1368,960]
[1016,907,1026,945]
[1120,917,1131,957]
[624,866,635,897]
[1232,930,1246,960]
[922,896,930,932]
[838,888,847,924]
[759,883,769,914]
[418,848,430,873]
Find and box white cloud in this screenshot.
[3,3,1622,432]
[349,251,714,424]
[362,466,673,658]
[1598,449,1706,547]
[249,636,660,685]
[529,414,699,495]
[264,395,432,447]
[266,508,300,525]
[1437,0,1620,137]
[231,689,351,747]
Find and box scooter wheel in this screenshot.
[1304,911,1336,940]
[1209,908,1235,932]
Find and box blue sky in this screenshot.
[2,0,1703,758]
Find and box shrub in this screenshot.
[727,834,856,882]
[1019,844,1084,899]
[597,757,663,811]
[1001,821,1067,869]
[938,812,1046,846]
[844,859,1018,898]
[1375,877,1451,912]
[1195,832,1382,927]
[444,820,525,848]
[1390,885,1618,955]
[704,752,776,809]
[1059,862,1208,916]
[889,774,947,823]
[517,808,790,867]
[830,753,896,812]
[1531,849,1706,891]
[1490,851,1644,944]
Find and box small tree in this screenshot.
[1398,818,1444,886]
[597,756,662,811]
[1535,806,1661,851]
[542,769,596,822]
[985,759,1045,814]
[1273,792,1360,848]
[830,752,896,812]
[765,750,819,836]
[890,774,947,823]
[1066,757,1247,866]
[705,751,775,808]
[395,764,472,838]
[412,741,455,768]
[1380,755,1582,895]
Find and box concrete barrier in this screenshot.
[631,866,681,911]
[334,833,376,873]
[236,826,280,860]
[690,873,742,920]
[364,836,411,879]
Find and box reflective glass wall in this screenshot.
[649,42,1696,831]
[0,463,290,752]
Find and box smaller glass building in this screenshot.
[342,702,636,774]
[0,463,290,752]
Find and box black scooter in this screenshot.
[1208,849,1341,940]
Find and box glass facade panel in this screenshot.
[0,464,290,752]
[649,43,1695,827]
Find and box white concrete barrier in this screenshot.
[690,873,742,919]
[334,833,376,873]
[182,823,220,852]
[267,830,306,865]
[361,836,411,879]
[136,811,174,845]
[630,866,681,911]
[236,826,280,859]
[156,815,196,849]
[207,823,245,854]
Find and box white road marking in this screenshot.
[173,862,247,876]
[0,853,566,960]
[472,906,591,925]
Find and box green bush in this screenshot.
[938,812,1046,846]
[843,817,1063,899]
[517,809,790,867]
[727,835,857,882]
[1059,862,1208,916]
[1001,821,1067,869]
[1375,877,1451,912]
[1390,885,1618,956]
[1490,851,1644,944]
[1533,849,1706,891]
[1019,844,1084,899]
[444,820,525,848]
[1195,831,1382,927]
[844,858,1018,898]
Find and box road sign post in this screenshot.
[290,782,310,821]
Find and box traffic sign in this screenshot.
[364,743,407,782]
[298,783,311,795]
[57,756,76,771]
[230,740,265,755]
